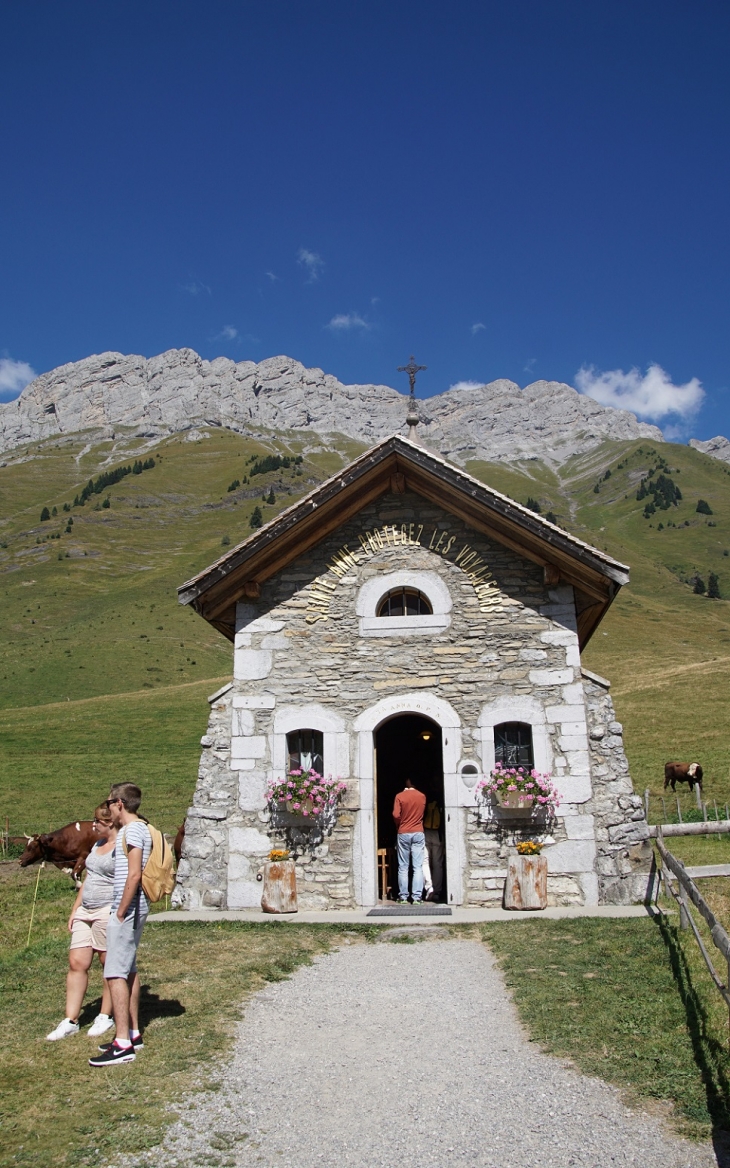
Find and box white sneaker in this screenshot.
[46,1018,80,1041]
[87,1014,114,1037]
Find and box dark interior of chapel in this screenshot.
[374,713,446,900]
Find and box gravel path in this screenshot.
[148,936,718,1168]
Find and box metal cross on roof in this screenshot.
[397,355,427,399]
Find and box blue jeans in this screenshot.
[397,832,425,901]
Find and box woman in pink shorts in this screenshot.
[46,804,118,1041]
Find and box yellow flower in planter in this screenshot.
[515,840,543,855]
[269,848,290,862]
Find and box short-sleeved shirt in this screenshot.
[112,821,152,918]
[393,787,427,834]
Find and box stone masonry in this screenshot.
[174,489,650,911]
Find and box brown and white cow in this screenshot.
[664,761,703,792]
[19,820,97,882]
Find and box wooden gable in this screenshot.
[177,435,629,648]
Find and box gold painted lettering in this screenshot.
[429,528,438,550]
[442,535,456,555]
[415,524,424,544]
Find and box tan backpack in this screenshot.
[122,822,176,902]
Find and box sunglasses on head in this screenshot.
[104,797,122,808]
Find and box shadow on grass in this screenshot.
[656,914,730,1165]
[77,984,186,1029]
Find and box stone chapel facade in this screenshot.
[173,436,651,911]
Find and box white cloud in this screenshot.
[218,326,238,341]
[326,313,370,332]
[523,357,537,374]
[0,357,36,400]
[265,271,279,283]
[297,248,324,282]
[181,279,211,296]
[471,322,486,335]
[575,362,704,420]
[448,380,484,393]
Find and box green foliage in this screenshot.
[221,534,230,546]
[249,453,302,476]
[267,486,276,504]
[51,506,57,516]
[249,505,263,529]
[62,502,71,512]
[697,499,713,515]
[693,575,706,595]
[39,507,50,521]
[73,457,155,507]
[708,572,721,599]
[593,483,600,494]
[101,496,110,509]
[227,479,240,492]
[525,496,541,513]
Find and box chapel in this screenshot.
[173,434,651,911]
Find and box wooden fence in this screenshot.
[654,825,730,1041]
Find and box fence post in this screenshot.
[677,797,683,823]
[644,788,650,820]
[695,783,703,811]
[679,881,690,930]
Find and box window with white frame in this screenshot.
[286,729,324,774]
[494,722,534,769]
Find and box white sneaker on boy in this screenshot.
[46,1018,80,1041]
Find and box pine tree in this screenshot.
[40,507,50,521]
[51,506,57,516]
[696,499,713,515]
[708,572,721,599]
[267,487,276,504]
[693,575,706,595]
[249,506,263,529]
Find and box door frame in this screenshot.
[353,693,463,907]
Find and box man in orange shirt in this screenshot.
[393,778,427,904]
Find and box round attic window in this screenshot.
[377,588,433,617]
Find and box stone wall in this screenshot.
[582,670,653,904]
[174,489,649,911]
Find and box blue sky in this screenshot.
[1,2,729,439]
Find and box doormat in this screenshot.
[367,904,452,916]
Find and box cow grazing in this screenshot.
[19,820,97,882]
[173,822,185,866]
[664,761,703,792]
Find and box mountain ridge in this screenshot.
[0,347,663,466]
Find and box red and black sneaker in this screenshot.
[88,1040,136,1066]
[97,1034,143,1053]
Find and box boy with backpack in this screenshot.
[88,782,173,1066]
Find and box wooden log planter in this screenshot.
[257,859,298,914]
[504,853,548,910]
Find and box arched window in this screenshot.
[494,722,534,769]
[377,588,433,617]
[286,729,324,774]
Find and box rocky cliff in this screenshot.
[689,436,730,464]
[0,348,663,465]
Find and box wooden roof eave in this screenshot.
[178,434,629,647]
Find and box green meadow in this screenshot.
[2,427,730,837]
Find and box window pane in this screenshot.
[376,588,433,617]
[494,722,534,769]
[286,729,324,773]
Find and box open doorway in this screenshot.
[374,714,446,902]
